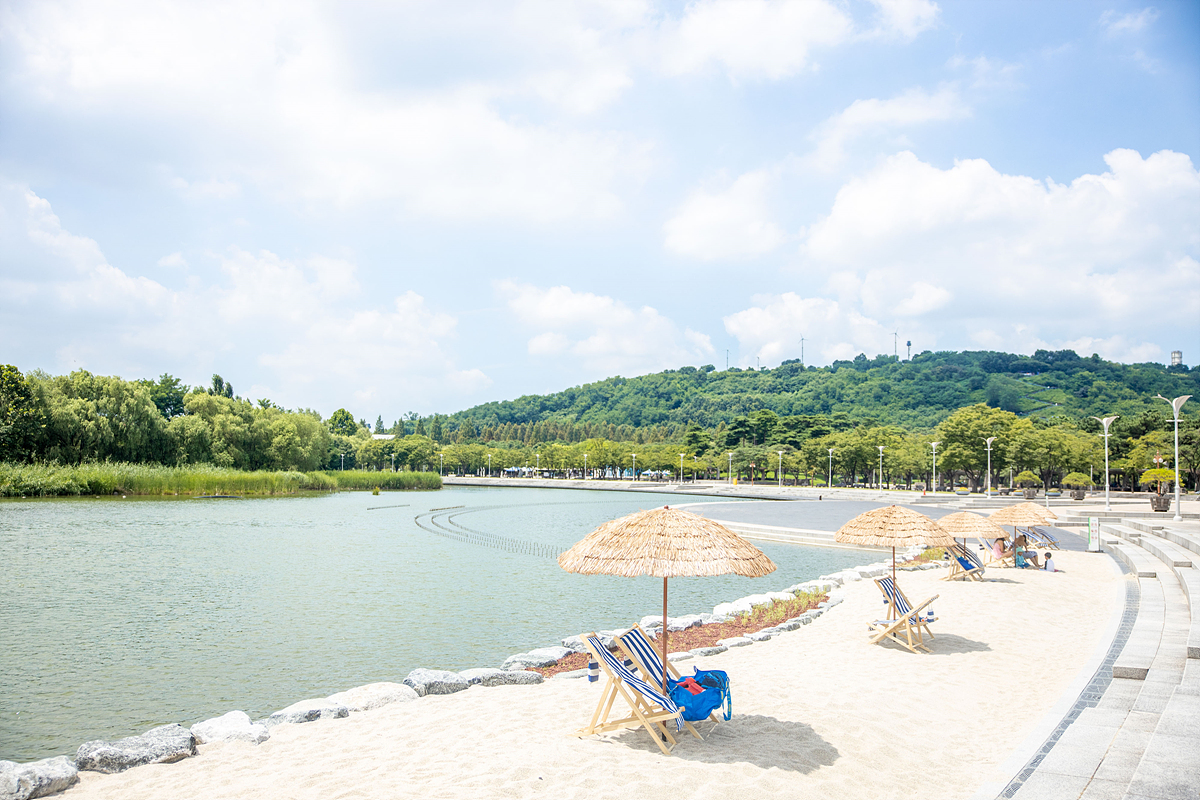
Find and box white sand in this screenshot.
[67,550,1121,800]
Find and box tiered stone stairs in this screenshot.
[1009,520,1200,798]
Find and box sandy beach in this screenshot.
[62,549,1121,800]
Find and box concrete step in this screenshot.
[1103,534,1157,578]
[1156,525,1200,558]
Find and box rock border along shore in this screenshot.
[0,540,945,800]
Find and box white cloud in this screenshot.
[867,0,940,39]
[0,183,487,412]
[659,0,854,80]
[496,280,714,375]
[1100,7,1159,35]
[729,148,1200,365]
[157,252,188,269]
[663,170,787,259]
[807,85,968,168]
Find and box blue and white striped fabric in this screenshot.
[878,576,927,624]
[953,542,984,570]
[585,634,683,731]
[620,626,666,688]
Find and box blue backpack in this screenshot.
[668,667,731,722]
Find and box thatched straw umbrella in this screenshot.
[558,505,776,692]
[988,502,1057,562]
[834,505,956,589]
[937,511,1009,563]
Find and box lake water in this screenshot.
[0,486,871,762]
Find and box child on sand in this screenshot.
[1043,553,1057,572]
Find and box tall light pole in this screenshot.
[631,453,637,481]
[727,451,733,483]
[930,442,941,493]
[535,451,540,473]
[340,453,345,471]
[1156,395,1191,522]
[391,453,395,472]
[487,452,492,478]
[877,446,885,491]
[693,455,698,483]
[680,453,685,484]
[778,451,784,487]
[583,453,587,479]
[1092,415,1117,511]
[438,452,443,475]
[984,437,996,496]
[828,448,834,489]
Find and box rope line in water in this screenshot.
[411,508,564,559]
[366,504,411,511]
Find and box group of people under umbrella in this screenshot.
[555,500,1060,751]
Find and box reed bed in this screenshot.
[0,462,441,497]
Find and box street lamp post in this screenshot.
[340,453,345,471]
[984,437,996,496]
[1156,394,1192,522]
[693,455,698,483]
[631,453,637,481]
[680,453,685,484]
[487,453,492,478]
[391,453,395,472]
[438,452,443,476]
[828,448,834,489]
[535,451,540,473]
[727,451,733,484]
[930,442,941,493]
[777,451,784,487]
[1092,415,1118,512]
[877,446,885,491]
[583,453,587,480]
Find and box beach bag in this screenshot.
[668,667,731,721]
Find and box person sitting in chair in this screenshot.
[1014,535,1041,568]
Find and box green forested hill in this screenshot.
[450,349,1198,432]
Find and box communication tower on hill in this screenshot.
[906,340,912,360]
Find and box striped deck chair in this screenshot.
[977,537,1015,568]
[574,633,702,755]
[942,542,986,581]
[868,576,939,653]
[616,625,723,726]
[1025,526,1062,550]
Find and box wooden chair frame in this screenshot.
[942,542,986,582]
[868,577,938,653]
[616,624,722,727]
[573,633,702,756]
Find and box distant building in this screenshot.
[1171,350,1183,367]
[371,434,396,441]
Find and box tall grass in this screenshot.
[0,462,441,497]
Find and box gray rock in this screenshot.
[266,699,350,728]
[690,645,728,657]
[717,636,753,648]
[776,620,804,631]
[76,724,197,774]
[666,651,694,662]
[403,668,469,696]
[0,756,79,800]
[500,645,570,670]
[746,631,775,641]
[560,635,588,653]
[638,615,664,630]
[190,711,269,745]
[458,668,544,687]
[667,615,704,631]
[325,682,418,712]
[549,668,589,680]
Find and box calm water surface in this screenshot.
[0,486,870,761]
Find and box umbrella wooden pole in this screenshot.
[662,577,669,693]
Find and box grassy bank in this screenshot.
[0,462,442,497]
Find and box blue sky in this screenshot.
[1,0,1197,421]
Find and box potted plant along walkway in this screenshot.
[1061,473,1091,501]
[1141,468,1176,513]
[1015,470,1041,500]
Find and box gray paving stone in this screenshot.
[1127,759,1200,799]
[1091,748,1142,783]
[1078,778,1128,800]
[1034,743,1105,778]
[1152,694,1200,737]
[1055,723,1119,751]
[1010,771,1090,799]
[1122,711,1162,732]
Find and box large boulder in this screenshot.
[500,646,571,670]
[325,682,418,712]
[716,636,753,648]
[190,711,269,745]
[0,756,79,800]
[403,669,469,697]
[76,724,197,774]
[265,699,349,729]
[458,668,543,687]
